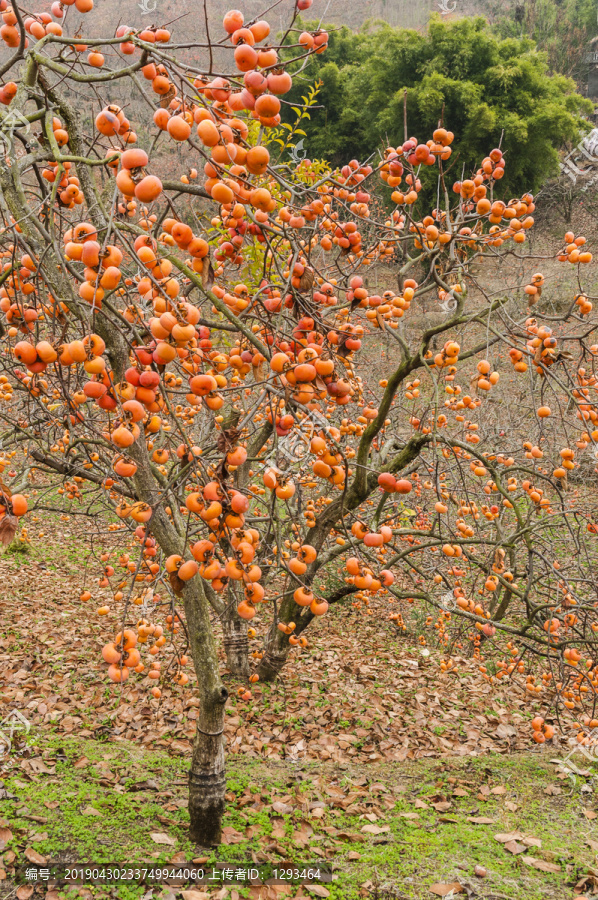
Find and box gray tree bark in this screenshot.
[222,598,250,678]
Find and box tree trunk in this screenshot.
[188,686,228,845]
[180,575,229,845]
[126,455,230,845]
[257,642,289,682]
[222,598,250,678]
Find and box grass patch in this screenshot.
[1,732,596,898]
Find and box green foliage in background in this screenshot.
[491,0,597,80]
[283,16,593,198]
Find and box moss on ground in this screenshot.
[1,733,596,898]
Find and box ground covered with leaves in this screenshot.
[2,734,598,900]
[2,519,598,899]
[0,520,551,763]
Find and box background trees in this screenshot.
[283,16,593,197]
[492,0,597,81]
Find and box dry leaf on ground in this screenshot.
[429,883,465,897]
[149,832,175,846]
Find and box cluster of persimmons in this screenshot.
[0,0,597,751]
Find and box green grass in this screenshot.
[1,732,596,899]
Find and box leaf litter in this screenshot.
[0,517,593,899]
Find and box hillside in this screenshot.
[3,0,496,45]
[93,0,521,37]
[107,0,441,37]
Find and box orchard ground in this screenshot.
[2,498,598,900]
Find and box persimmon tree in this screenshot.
[1,0,598,846]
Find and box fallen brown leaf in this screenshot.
[429,883,465,897]
[522,836,542,848]
[432,801,452,812]
[272,801,293,815]
[495,831,525,843]
[521,856,560,874]
[16,888,34,900]
[361,824,390,835]
[221,826,245,844]
[150,832,175,846]
[504,840,527,855]
[24,847,47,865]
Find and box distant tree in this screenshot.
[535,165,598,225]
[283,16,593,199]
[491,0,596,82]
